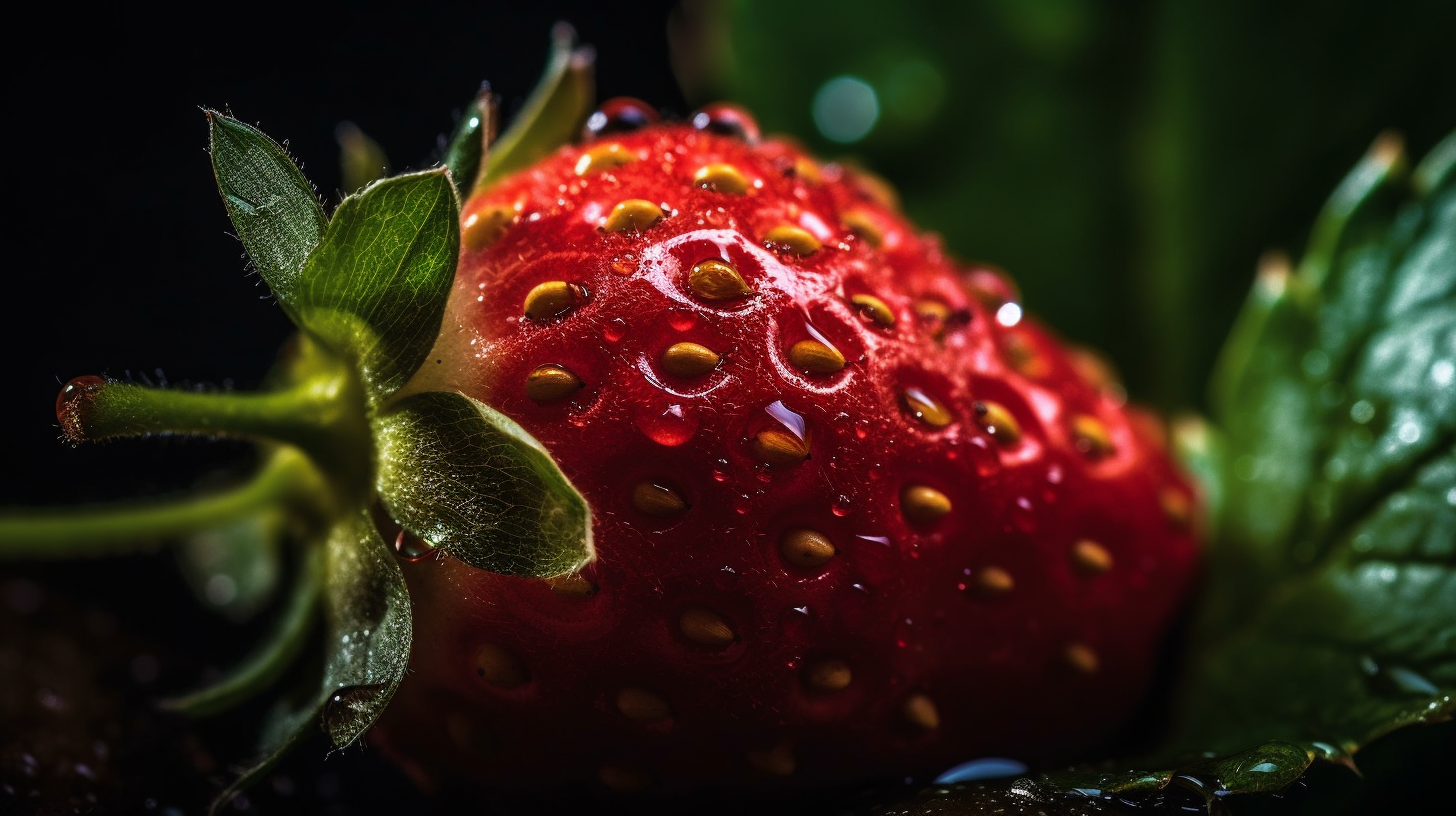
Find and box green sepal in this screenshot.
[292,167,460,404]
[442,83,495,200]
[165,540,322,717]
[477,23,595,192]
[374,390,595,577]
[207,112,328,315]
[1172,130,1456,767]
[208,507,411,814]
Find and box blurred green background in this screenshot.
[684,0,1456,410]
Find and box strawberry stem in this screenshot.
[0,447,330,559]
[162,541,324,717]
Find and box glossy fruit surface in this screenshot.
[372,105,1200,793]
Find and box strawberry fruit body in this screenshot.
[371,100,1201,794]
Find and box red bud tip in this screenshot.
[55,375,107,444]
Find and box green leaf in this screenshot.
[1174,133,1456,759]
[293,168,460,403]
[442,83,494,200]
[477,23,595,191]
[209,508,411,813]
[207,112,328,314]
[373,390,594,577]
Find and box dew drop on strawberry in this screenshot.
[691,103,761,144]
[583,97,660,140]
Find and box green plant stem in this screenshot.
[81,370,351,454]
[0,447,328,559]
[162,541,325,717]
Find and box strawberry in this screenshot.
[0,31,1199,808]
[368,98,1201,793]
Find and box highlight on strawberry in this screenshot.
[3,20,1451,816]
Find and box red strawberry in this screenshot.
[368,98,1201,794]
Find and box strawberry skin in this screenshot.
[371,102,1200,793]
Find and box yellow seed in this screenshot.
[461,204,516,251]
[679,606,736,647]
[574,142,635,176]
[632,481,688,518]
[616,687,672,721]
[747,745,796,776]
[788,340,845,374]
[763,224,821,256]
[850,166,901,210]
[792,156,822,185]
[913,299,951,337]
[850,293,895,327]
[803,658,852,692]
[603,199,665,233]
[842,210,884,248]
[1072,414,1115,459]
[1160,486,1192,528]
[474,643,530,688]
[1062,642,1100,675]
[972,400,1021,444]
[523,280,586,320]
[660,342,721,377]
[973,566,1015,597]
[1002,333,1049,378]
[525,364,583,403]
[901,387,952,428]
[778,528,836,568]
[693,163,750,194]
[901,485,952,525]
[545,572,596,597]
[1071,540,1113,575]
[902,693,940,732]
[689,259,752,301]
[752,428,810,467]
[597,764,651,792]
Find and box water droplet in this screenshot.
[1350,400,1376,424]
[583,97,659,139]
[1046,465,1063,484]
[56,375,107,440]
[832,495,853,516]
[667,309,698,332]
[854,422,868,440]
[733,494,752,515]
[603,318,628,343]
[611,252,638,275]
[322,683,389,739]
[635,402,699,446]
[712,459,730,482]
[692,102,761,143]
[934,758,1030,784]
[995,302,1023,327]
[394,529,437,561]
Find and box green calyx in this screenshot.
[0,25,600,814]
